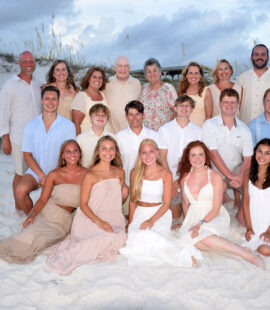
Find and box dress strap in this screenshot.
[207,167,211,183]
[184,171,192,184]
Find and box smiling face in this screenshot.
[90,110,108,128]
[140,143,158,166]
[189,146,206,169]
[217,61,232,81]
[89,70,103,90]
[41,90,59,113]
[186,65,201,85]
[62,142,81,166]
[98,139,117,163]
[114,57,130,81]
[174,101,193,118]
[219,95,238,117]
[126,107,143,129]
[145,64,161,85]
[255,144,270,167]
[18,51,35,77]
[251,46,269,70]
[53,62,68,82]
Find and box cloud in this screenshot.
[79,6,269,70]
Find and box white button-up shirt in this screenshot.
[116,126,157,185]
[0,75,41,145]
[157,119,202,180]
[202,115,253,172]
[237,68,270,124]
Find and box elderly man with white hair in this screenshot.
[104,56,141,132]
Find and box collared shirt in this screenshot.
[76,127,115,168]
[237,68,270,124]
[22,114,76,181]
[202,115,253,172]
[248,112,270,146]
[157,119,202,180]
[116,126,157,185]
[0,75,41,145]
[104,75,141,132]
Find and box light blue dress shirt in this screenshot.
[248,113,270,146]
[22,114,76,181]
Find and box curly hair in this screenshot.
[46,59,78,92]
[177,62,206,97]
[249,138,270,189]
[212,59,233,83]
[80,67,108,91]
[58,139,82,167]
[177,140,212,180]
[90,135,122,168]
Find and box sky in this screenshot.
[0,0,270,71]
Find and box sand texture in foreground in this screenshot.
[0,153,269,310]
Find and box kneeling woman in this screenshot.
[177,141,264,268]
[46,136,127,274]
[120,139,199,266]
[242,138,270,256]
[0,140,87,263]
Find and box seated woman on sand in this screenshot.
[120,139,199,267]
[45,60,79,120]
[242,138,270,256]
[0,140,87,263]
[46,136,127,274]
[176,140,265,268]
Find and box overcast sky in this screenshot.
[0,0,269,71]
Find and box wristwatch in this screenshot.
[199,219,206,225]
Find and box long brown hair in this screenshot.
[177,141,211,180]
[90,135,122,167]
[58,139,82,167]
[46,59,78,91]
[130,139,163,202]
[178,62,206,97]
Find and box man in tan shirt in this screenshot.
[105,56,141,132]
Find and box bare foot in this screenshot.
[243,247,265,270]
[192,256,198,267]
[171,223,181,231]
[234,200,241,209]
[16,208,25,218]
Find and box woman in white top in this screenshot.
[120,139,199,267]
[242,138,270,256]
[209,59,242,117]
[71,67,109,135]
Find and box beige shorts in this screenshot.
[122,195,130,216]
[223,163,242,193]
[11,142,27,176]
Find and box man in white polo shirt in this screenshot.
[116,100,157,216]
[158,95,201,228]
[202,88,253,225]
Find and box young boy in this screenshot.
[76,104,115,168]
[157,95,202,228]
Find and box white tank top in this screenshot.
[140,178,163,203]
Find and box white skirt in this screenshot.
[120,205,202,267]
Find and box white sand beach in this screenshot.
[0,153,270,310]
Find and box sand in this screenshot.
[0,153,270,310]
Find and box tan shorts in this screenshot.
[122,195,130,216]
[223,163,242,193]
[11,142,27,176]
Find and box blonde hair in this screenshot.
[90,135,122,167]
[58,139,82,167]
[212,59,233,83]
[130,139,162,202]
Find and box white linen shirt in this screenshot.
[237,68,270,124]
[157,119,202,180]
[202,115,253,172]
[116,126,157,185]
[76,127,115,168]
[22,114,76,182]
[0,75,41,145]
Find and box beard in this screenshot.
[252,57,269,69]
